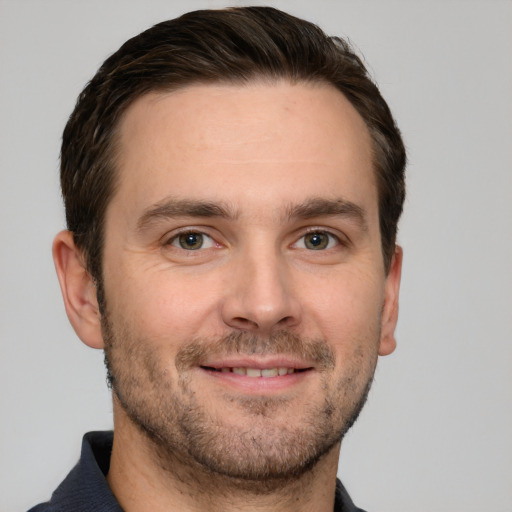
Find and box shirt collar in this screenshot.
[38,431,365,512]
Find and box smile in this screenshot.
[201,366,310,377]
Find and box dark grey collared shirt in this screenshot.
[28,431,366,512]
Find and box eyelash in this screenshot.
[294,229,341,251]
[165,230,216,251]
[164,228,344,252]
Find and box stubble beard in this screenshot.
[101,310,378,491]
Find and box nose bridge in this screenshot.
[221,238,300,333]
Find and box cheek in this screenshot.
[305,270,384,335]
[104,263,222,345]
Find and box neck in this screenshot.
[107,401,340,512]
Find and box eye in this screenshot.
[295,231,339,250]
[169,231,215,251]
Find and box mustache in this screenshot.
[175,330,335,371]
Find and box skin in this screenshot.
[53,81,402,512]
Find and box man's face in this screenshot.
[99,82,400,481]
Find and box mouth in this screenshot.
[197,358,315,393]
[200,366,311,378]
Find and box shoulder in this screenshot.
[26,431,122,512]
[335,479,369,512]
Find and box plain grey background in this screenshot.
[1,1,511,511]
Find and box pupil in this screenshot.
[179,233,203,250]
[306,232,327,250]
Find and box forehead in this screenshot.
[112,81,376,221]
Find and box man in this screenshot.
[30,6,405,512]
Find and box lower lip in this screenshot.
[199,367,312,393]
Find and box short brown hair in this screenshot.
[61,6,406,285]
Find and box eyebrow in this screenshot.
[136,196,368,231]
[137,198,237,231]
[285,198,368,231]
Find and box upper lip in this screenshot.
[199,356,314,370]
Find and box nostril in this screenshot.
[277,315,293,326]
[231,317,259,329]
[221,294,302,333]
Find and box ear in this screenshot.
[52,230,104,349]
[378,245,403,356]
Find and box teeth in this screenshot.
[224,367,295,378]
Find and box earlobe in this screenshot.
[52,230,105,349]
[378,245,403,356]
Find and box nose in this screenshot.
[220,250,302,335]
